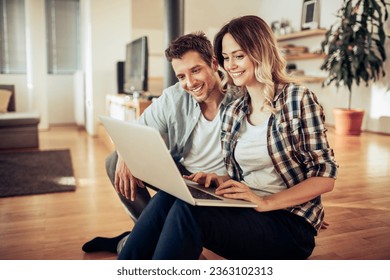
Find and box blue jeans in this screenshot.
[118,191,316,260]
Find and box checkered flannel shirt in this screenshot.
[221,83,338,232]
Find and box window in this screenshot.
[0,0,27,74]
[46,0,80,74]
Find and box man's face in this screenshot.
[171,50,219,103]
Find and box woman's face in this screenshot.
[221,33,257,88]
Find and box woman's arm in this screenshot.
[216,176,335,212]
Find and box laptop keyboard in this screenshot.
[188,187,222,200]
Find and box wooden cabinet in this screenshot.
[277,29,327,83]
[100,94,153,151]
[106,94,152,121]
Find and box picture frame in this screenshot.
[301,0,320,30]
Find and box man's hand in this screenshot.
[183,172,229,188]
[114,156,145,201]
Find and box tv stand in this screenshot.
[106,93,152,121]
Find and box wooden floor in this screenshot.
[0,125,389,260]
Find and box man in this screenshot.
[82,32,239,254]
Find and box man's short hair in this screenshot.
[165,32,213,66]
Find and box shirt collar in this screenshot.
[241,90,251,115]
[273,83,288,102]
[240,83,287,112]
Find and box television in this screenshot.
[124,36,148,95]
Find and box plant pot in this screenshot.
[333,108,365,136]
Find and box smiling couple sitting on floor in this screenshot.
[82,15,337,260]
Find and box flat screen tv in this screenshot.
[124,36,148,94]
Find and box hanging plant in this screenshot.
[320,0,389,109]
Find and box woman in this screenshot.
[118,15,337,260]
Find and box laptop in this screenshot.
[100,116,257,208]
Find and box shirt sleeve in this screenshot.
[138,91,169,136]
[299,90,338,179]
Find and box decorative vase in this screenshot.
[333,108,365,136]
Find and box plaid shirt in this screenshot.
[221,83,338,232]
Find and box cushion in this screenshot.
[0,112,41,127]
[0,89,12,113]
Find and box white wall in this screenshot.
[47,75,76,124]
[185,0,262,38]
[81,0,131,135]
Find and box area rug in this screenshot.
[0,149,76,197]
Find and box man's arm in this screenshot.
[114,89,171,201]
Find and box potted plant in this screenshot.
[320,0,389,135]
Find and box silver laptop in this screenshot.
[100,116,257,208]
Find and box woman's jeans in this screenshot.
[118,191,316,260]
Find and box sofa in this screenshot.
[0,85,40,149]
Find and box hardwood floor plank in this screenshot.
[309,130,390,260]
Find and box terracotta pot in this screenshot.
[333,108,365,136]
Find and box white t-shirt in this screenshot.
[235,118,286,196]
[180,113,226,175]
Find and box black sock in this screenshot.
[82,231,130,253]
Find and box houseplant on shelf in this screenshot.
[320,0,389,135]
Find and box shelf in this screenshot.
[284,52,325,61]
[276,29,327,84]
[293,75,326,84]
[277,29,327,42]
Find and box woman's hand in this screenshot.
[216,179,265,211]
[320,220,330,230]
[183,172,230,188]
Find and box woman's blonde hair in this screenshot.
[213,15,294,112]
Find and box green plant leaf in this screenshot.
[321,0,389,109]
